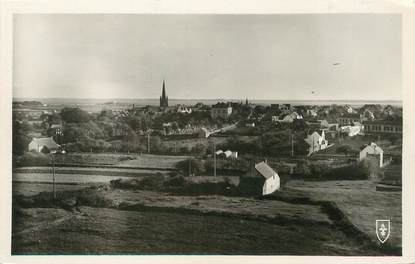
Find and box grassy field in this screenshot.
[12,206,378,255]
[286,180,402,248]
[12,183,396,255]
[13,182,90,196]
[117,154,189,169]
[162,137,228,151]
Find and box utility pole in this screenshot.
[291,133,294,157]
[52,154,56,200]
[213,142,217,177]
[189,159,192,177]
[147,131,150,153]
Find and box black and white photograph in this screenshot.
[1,2,414,261]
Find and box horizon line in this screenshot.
[12,97,403,102]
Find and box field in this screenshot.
[286,180,402,247]
[162,137,228,151]
[12,206,376,255]
[117,154,188,169]
[11,151,402,255]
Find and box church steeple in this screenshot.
[160,80,168,108]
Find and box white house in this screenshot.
[306,109,318,117]
[304,130,328,156]
[176,105,192,114]
[255,162,280,195]
[359,142,384,167]
[215,149,238,159]
[28,137,59,152]
[211,103,233,119]
[339,122,364,137]
[278,112,303,123]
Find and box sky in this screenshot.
[13,14,401,101]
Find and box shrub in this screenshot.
[139,174,166,189]
[323,162,368,180]
[17,151,50,167]
[164,176,186,187]
[176,159,205,176]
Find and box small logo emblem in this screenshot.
[376,219,391,243]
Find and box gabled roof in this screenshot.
[31,137,59,149]
[255,162,278,179]
[224,150,232,158]
[361,142,383,154]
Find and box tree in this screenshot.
[12,121,31,155]
[176,159,205,176]
[149,135,162,152]
[336,145,354,155]
[191,143,207,156]
[60,107,91,123]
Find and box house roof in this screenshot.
[340,113,360,119]
[31,137,59,149]
[361,142,384,154]
[255,162,278,179]
[224,150,232,157]
[363,119,402,125]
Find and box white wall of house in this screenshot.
[359,143,384,167]
[28,141,41,152]
[262,174,280,195]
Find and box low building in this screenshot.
[359,142,384,167]
[215,149,238,159]
[176,105,192,114]
[239,162,280,196]
[277,112,303,123]
[211,103,233,119]
[304,130,328,156]
[337,113,361,126]
[28,137,60,152]
[363,119,402,135]
[306,109,318,117]
[245,122,255,127]
[339,122,364,137]
[344,105,355,114]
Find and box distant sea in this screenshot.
[13,97,402,112]
[13,98,402,106]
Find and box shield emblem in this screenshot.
[376,219,391,243]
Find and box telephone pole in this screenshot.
[147,131,150,153]
[213,142,217,177]
[291,133,294,157]
[189,159,192,177]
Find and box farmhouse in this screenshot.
[359,142,384,167]
[239,162,280,196]
[28,137,59,152]
[211,103,233,119]
[304,130,328,156]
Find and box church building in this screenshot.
[160,80,169,109]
